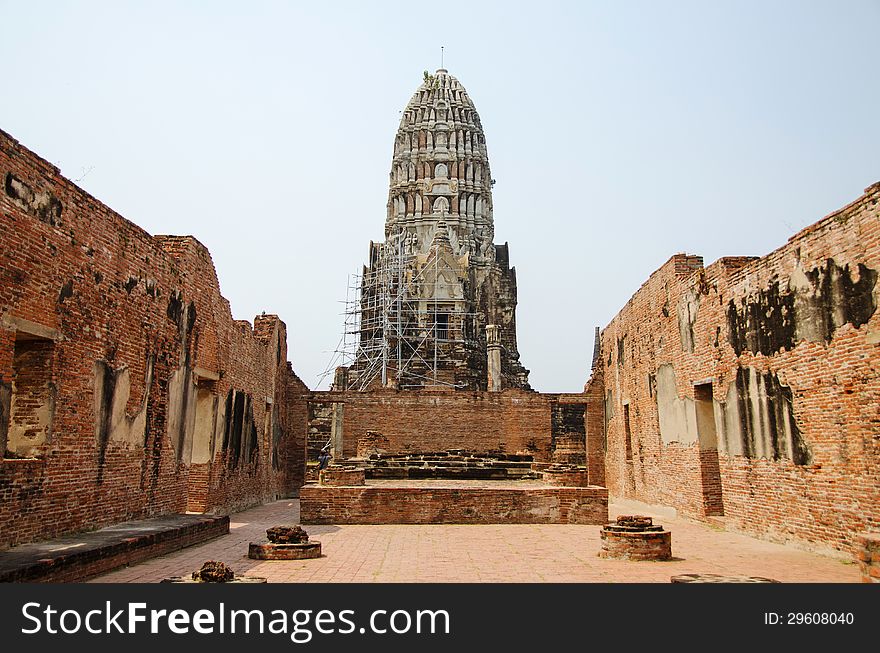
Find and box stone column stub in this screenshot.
[486,324,502,392]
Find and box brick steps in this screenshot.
[368,467,540,480]
[371,459,534,467]
[377,451,536,463]
[0,514,229,582]
[357,451,542,481]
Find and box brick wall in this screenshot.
[0,129,301,546]
[306,389,599,467]
[595,181,880,553]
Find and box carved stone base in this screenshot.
[248,541,322,560]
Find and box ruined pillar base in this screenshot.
[248,541,322,560]
[599,516,672,560]
[855,533,880,583]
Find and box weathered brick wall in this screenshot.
[0,129,300,546]
[306,401,333,462]
[283,366,310,497]
[595,181,880,553]
[583,368,606,487]
[307,389,598,465]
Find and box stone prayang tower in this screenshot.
[343,69,531,391]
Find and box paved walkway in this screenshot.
[91,499,860,583]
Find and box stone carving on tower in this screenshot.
[340,69,531,391]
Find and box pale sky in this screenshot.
[2,1,878,391]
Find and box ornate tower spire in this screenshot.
[386,69,495,265]
[343,69,531,392]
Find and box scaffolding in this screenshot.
[319,228,483,391]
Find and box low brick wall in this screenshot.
[0,515,229,582]
[856,533,880,583]
[300,485,608,524]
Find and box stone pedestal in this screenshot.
[599,516,672,561]
[249,541,322,560]
[486,325,502,392]
[248,525,322,560]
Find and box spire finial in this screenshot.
[441,46,444,69]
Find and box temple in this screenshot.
[1,65,878,582]
[340,69,530,391]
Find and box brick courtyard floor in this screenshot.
[90,498,860,583]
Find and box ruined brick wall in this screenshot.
[856,533,880,583]
[306,389,597,467]
[283,365,310,495]
[306,402,334,462]
[583,367,606,487]
[595,182,880,553]
[192,314,297,515]
[0,129,299,546]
